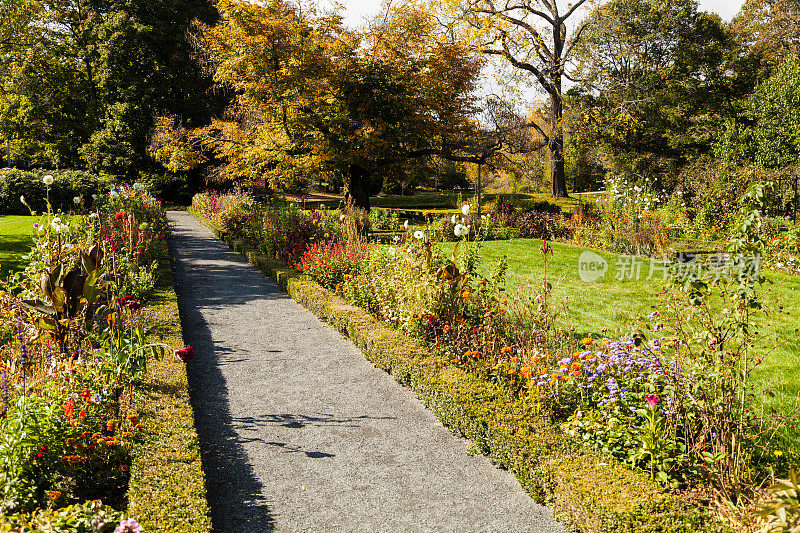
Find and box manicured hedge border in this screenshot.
[125,246,212,531]
[189,209,729,533]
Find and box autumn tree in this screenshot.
[731,0,800,78]
[152,0,485,209]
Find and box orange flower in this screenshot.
[119,464,129,472]
[114,210,127,221]
[462,290,471,298]
[571,370,580,377]
[520,366,532,379]
[335,283,342,292]
[508,368,517,376]
[450,358,460,364]
[571,362,583,371]
[121,432,132,439]
[500,346,513,354]
[106,419,119,433]
[531,357,540,364]
[470,350,480,357]
[126,415,138,426]
[582,337,593,346]
[65,438,77,446]
[81,431,91,439]
[106,314,115,329]
[48,491,62,501]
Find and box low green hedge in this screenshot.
[125,243,211,531]
[0,169,110,215]
[190,209,729,533]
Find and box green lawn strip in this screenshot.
[0,215,36,279]
[190,209,728,532]
[474,238,800,450]
[123,239,211,530]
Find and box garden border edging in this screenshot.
[189,209,729,533]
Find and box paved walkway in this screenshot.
[167,211,566,533]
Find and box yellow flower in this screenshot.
[775,450,784,457]
[462,289,471,298]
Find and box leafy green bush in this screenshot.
[0,169,109,215]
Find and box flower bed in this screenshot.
[192,188,798,530]
[1,180,209,531]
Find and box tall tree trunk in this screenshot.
[344,163,371,210]
[549,89,568,198]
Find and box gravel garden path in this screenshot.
[167,210,566,533]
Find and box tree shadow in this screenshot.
[169,213,277,533]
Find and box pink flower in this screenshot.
[645,394,660,409]
[115,518,143,533]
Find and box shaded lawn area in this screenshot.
[0,216,35,279]
[469,238,800,449]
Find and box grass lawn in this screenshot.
[0,216,36,279]
[471,238,800,449]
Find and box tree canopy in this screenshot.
[151,0,485,209]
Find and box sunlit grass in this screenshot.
[0,215,36,279]
[472,238,800,448]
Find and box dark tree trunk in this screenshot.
[549,89,568,198]
[344,164,371,210]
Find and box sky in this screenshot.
[329,0,747,28]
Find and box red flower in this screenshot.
[116,295,142,311]
[63,399,75,421]
[114,211,128,221]
[80,389,91,402]
[176,345,195,363]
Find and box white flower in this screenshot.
[461,204,470,216]
[89,212,99,219]
[776,262,785,268]
[42,174,54,186]
[454,223,469,237]
[73,196,81,205]
[388,247,396,256]
[92,194,98,201]
[133,182,146,191]
[481,214,486,220]
[413,230,424,240]
[403,220,409,229]
[451,214,458,225]
[109,190,119,198]
[51,219,68,233]
[19,195,26,204]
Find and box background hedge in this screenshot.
[0,169,109,214]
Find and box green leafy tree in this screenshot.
[0,0,217,174]
[569,0,734,186]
